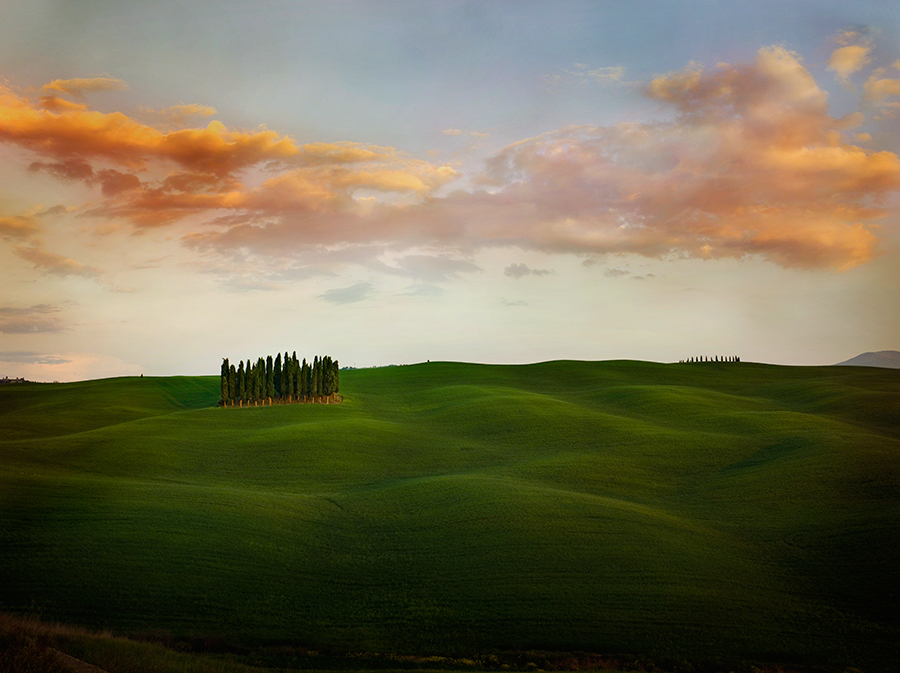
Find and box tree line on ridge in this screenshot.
[220,352,339,406]
[679,356,741,363]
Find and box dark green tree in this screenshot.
[266,355,274,399]
[282,352,291,400]
[221,358,229,403]
[300,358,309,399]
[333,359,339,394]
[256,357,265,401]
[311,356,320,398]
[322,355,334,396]
[237,361,245,401]
[292,352,300,398]
[274,353,282,397]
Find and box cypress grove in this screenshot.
[220,352,340,407]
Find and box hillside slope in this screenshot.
[1,361,898,669]
[834,349,900,368]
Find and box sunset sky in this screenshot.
[2,0,899,381]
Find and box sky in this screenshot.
[2,0,899,381]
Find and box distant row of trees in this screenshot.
[680,356,741,363]
[220,352,339,406]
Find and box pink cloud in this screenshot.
[4,48,899,273]
[0,305,65,334]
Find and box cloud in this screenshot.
[4,49,899,273]
[375,254,481,282]
[443,128,489,139]
[400,283,445,298]
[0,81,458,235]
[144,103,218,126]
[96,169,142,196]
[0,305,65,333]
[828,45,870,83]
[461,46,896,270]
[544,64,627,87]
[0,350,70,365]
[604,268,629,278]
[583,65,626,83]
[0,214,40,239]
[864,66,900,109]
[0,83,299,174]
[28,158,94,181]
[318,281,376,304]
[13,246,102,278]
[41,77,128,98]
[504,263,552,278]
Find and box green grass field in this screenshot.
[1,361,898,670]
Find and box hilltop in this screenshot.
[834,349,900,368]
[1,361,898,671]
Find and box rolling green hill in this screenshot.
[1,361,898,670]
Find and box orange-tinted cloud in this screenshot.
[0,214,40,239]
[0,84,301,173]
[144,103,217,127]
[13,245,102,278]
[0,80,458,235]
[28,158,94,181]
[447,46,895,269]
[828,45,870,83]
[5,51,899,273]
[864,67,900,110]
[41,77,129,98]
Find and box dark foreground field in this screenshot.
[1,360,898,672]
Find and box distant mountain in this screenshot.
[833,350,900,369]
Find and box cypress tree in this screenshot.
[237,361,245,401]
[312,356,320,399]
[256,357,265,401]
[323,356,335,396]
[301,358,309,399]
[274,353,282,397]
[244,358,253,402]
[228,365,236,403]
[292,352,300,398]
[266,355,274,400]
[221,358,229,404]
[285,358,293,401]
[333,359,339,394]
[282,352,291,401]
